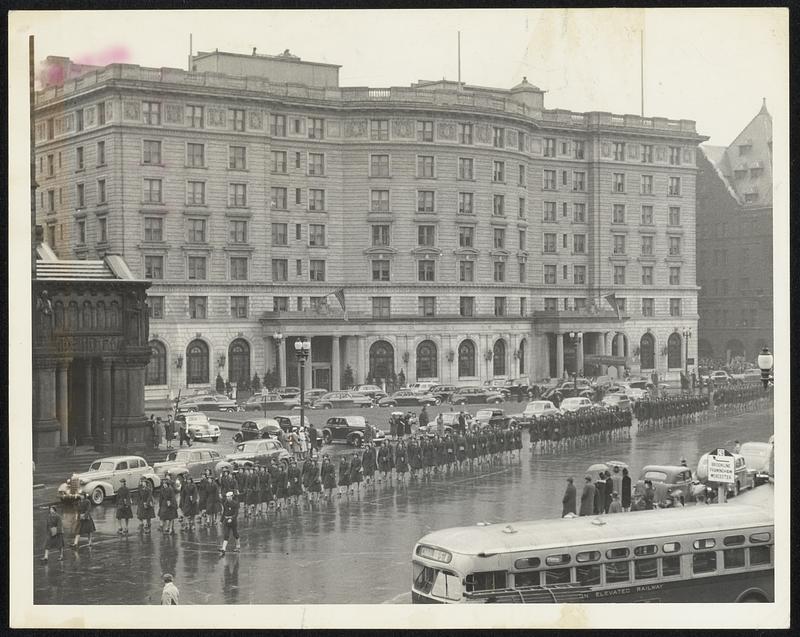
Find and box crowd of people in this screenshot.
[712,383,772,410]
[528,407,632,454]
[632,395,709,431]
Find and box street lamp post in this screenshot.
[683,327,692,393]
[757,347,774,389]
[568,331,583,396]
[294,337,311,433]
[270,331,284,421]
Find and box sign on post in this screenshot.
[261,388,269,398]
[708,448,735,484]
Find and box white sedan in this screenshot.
[559,397,593,413]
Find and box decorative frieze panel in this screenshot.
[530,137,542,155]
[392,119,414,139]
[85,106,95,127]
[207,107,226,128]
[164,103,184,125]
[248,110,263,130]
[326,119,341,138]
[123,101,141,121]
[437,121,456,141]
[475,123,492,145]
[601,142,611,158]
[105,101,114,123]
[344,119,367,138]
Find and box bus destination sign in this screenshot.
[708,448,735,483]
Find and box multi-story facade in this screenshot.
[696,100,773,364]
[34,51,704,399]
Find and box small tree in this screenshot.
[398,369,406,387]
[225,379,233,396]
[343,364,355,389]
[264,368,278,390]
[389,369,398,393]
[215,374,225,394]
[239,376,250,392]
[251,372,262,393]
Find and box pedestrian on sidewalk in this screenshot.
[154,417,165,450]
[219,492,240,555]
[579,476,595,516]
[136,476,155,533]
[561,477,577,517]
[116,478,133,535]
[41,505,64,563]
[72,492,95,549]
[160,573,180,605]
[159,477,178,534]
[178,416,192,447]
[164,417,175,449]
[608,492,623,513]
[621,468,632,512]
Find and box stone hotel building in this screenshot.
[34,50,704,399]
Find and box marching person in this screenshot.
[178,416,192,447]
[337,455,351,497]
[180,477,198,530]
[321,455,337,500]
[377,440,392,483]
[136,476,156,533]
[164,416,175,449]
[307,458,322,503]
[72,492,95,549]
[159,476,178,534]
[41,505,65,563]
[362,442,377,488]
[206,473,222,526]
[349,451,363,494]
[287,458,303,506]
[219,491,240,556]
[160,573,180,605]
[115,477,133,535]
[561,477,577,517]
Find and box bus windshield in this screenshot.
[412,562,462,601]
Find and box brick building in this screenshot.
[696,100,773,364]
[33,50,704,399]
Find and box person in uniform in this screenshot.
[593,473,606,515]
[561,478,577,517]
[41,505,65,563]
[287,458,303,506]
[257,466,271,516]
[394,441,409,484]
[349,451,363,493]
[321,455,337,500]
[159,477,178,534]
[579,476,595,516]
[642,479,655,510]
[72,492,96,548]
[337,455,351,497]
[245,465,260,516]
[219,492,240,556]
[137,476,156,533]
[362,442,377,488]
[377,441,391,483]
[307,458,322,503]
[115,477,133,535]
[621,468,632,512]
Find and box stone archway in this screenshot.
[228,338,251,387]
[667,333,682,369]
[369,340,395,382]
[416,340,438,379]
[640,333,655,371]
[493,339,507,376]
[186,339,210,385]
[458,339,476,378]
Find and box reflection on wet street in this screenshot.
[34,408,773,605]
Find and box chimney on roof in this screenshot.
[760,97,768,114]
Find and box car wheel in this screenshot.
[323,433,332,444]
[90,486,105,505]
[212,436,219,443]
[226,407,236,413]
[324,404,332,410]
[146,479,155,491]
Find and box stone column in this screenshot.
[356,336,366,384]
[615,333,625,376]
[576,337,584,377]
[555,333,564,379]
[98,359,113,450]
[304,345,313,390]
[33,358,60,451]
[56,360,70,445]
[331,336,341,390]
[83,360,93,443]
[263,337,272,377]
[278,338,287,387]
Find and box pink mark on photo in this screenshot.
[73,45,132,66]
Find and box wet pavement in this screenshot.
[34,406,773,605]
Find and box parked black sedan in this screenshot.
[377,389,439,408]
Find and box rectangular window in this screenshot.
[308,117,324,139]
[750,546,771,566]
[670,298,682,316]
[187,105,204,128]
[229,220,247,244]
[669,176,681,196]
[641,175,653,194]
[143,101,161,125]
[144,255,163,279]
[613,234,626,255]
[97,102,106,126]
[417,120,434,142]
[187,256,207,280]
[144,217,163,242]
[370,119,389,141]
[47,153,54,176]
[271,187,288,210]
[187,218,206,243]
[367,189,389,213]
[228,183,247,207]
[493,161,505,182]
[541,297,556,312]
[669,236,682,256]
[544,264,557,284]
[270,114,286,137]
[669,146,682,166]
[518,164,526,186]
[231,296,248,318]
[309,224,326,247]
[641,205,654,225]
[272,259,288,281]
[494,297,506,316]
[613,173,625,192]
[458,226,474,248]
[189,296,207,319]
[458,192,474,215]
[518,197,526,219]
[543,170,556,190]
[613,142,626,161]
[418,225,435,247]
[573,265,586,284]
[493,194,505,216]
[187,181,205,205]
[459,123,473,144]
[669,206,681,225]
[143,178,162,203]
[271,223,288,246]
[143,140,161,165]
[418,260,435,282]
[372,224,390,246]
[574,140,585,159]
[571,203,586,223]
[296,260,302,276]
[642,298,654,316]
[370,154,390,177]
[669,267,681,285]
[459,260,474,282]
[543,201,557,222]
[543,138,556,157]
[77,219,86,244]
[641,235,654,256]
[614,265,626,285]
[493,126,505,148]
[372,259,390,282]
[519,230,527,251]
[459,296,474,317]
[96,141,106,166]
[605,561,630,584]
[418,296,436,317]
[97,179,106,204]
[309,260,326,281]
[296,224,302,240]
[572,171,586,191]
[634,558,658,580]
[641,144,653,163]
[519,264,527,284]
[231,108,245,132]
[293,119,303,135]
[273,297,289,312]
[417,191,435,213]
[148,296,164,319]
[417,155,435,178]
[308,152,325,176]
[543,233,557,253]
[493,261,506,282]
[271,150,287,173]
[692,552,717,574]
[458,157,474,180]
[230,257,248,280]
[573,234,586,254]
[372,297,391,319]
[187,143,205,167]
[724,548,746,569]
[576,564,601,586]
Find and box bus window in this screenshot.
[412,563,436,594]
[723,535,745,546]
[749,546,771,566]
[661,556,681,577]
[692,551,717,574]
[465,571,507,593]
[605,561,630,583]
[634,558,658,580]
[693,538,715,550]
[749,532,771,544]
[633,544,658,557]
[545,554,571,566]
[514,571,540,588]
[662,542,681,554]
[544,568,571,585]
[724,548,745,569]
[576,564,601,585]
[605,547,629,560]
[514,557,541,570]
[431,570,462,601]
[576,551,600,563]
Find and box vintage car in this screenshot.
[600,393,632,412]
[559,396,594,413]
[426,385,460,404]
[709,370,734,386]
[223,438,292,469]
[450,386,504,405]
[312,391,374,409]
[353,384,389,401]
[233,418,283,443]
[58,455,161,505]
[176,393,239,413]
[244,393,301,411]
[541,381,594,402]
[407,381,438,395]
[274,414,312,433]
[303,388,329,404]
[275,386,301,398]
[152,447,225,485]
[739,441,774,486]
[695,452,755,496]
[605,383,649,402]
[510,400,560,428]
[320,415,386,446]
[433,411,475,433]
[377,389,439,408]
[174,412,221,442]
[474,408,517,429]
[633,464,694,504]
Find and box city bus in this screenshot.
[411,484,773,603]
